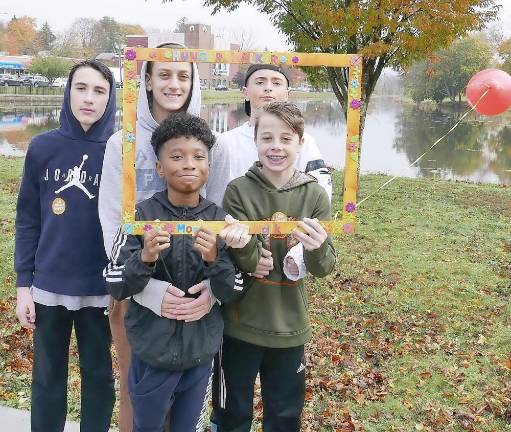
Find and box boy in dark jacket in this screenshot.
[216,102,336,432]
[104,112,242,432]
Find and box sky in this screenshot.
[1,0,510,52]
[0,0,290,51]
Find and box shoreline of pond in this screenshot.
[0,89,337,108]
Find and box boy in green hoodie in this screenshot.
[215,101,336,431]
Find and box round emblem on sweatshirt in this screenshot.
[52,198,66,215]
[270,211,288,239]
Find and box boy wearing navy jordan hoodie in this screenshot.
[15,60,116,432]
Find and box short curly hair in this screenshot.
[151,112,216,158]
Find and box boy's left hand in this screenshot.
[161,283,211,321]
[292,217,328,251]
[193,227,218,263]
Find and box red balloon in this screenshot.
[466,69,511,116]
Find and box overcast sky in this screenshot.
[2,0,510,52]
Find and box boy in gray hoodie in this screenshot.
[98,42,212,431]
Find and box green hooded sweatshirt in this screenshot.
[222,162,336,348]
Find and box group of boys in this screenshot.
[14,42,336,432]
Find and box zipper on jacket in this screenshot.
[182,207,189,294]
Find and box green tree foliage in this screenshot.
[232,65,248,88]
[28,56,71,85]
[498,37,511,74]
[403,35,492,104]
[231,70,245,88]
[95,16,124,53]
[162,0,498,139]
[428,35,492,103]
[38,22,56,52]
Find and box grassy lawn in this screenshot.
[0,155,510,431]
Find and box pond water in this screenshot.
[1,97,509,184]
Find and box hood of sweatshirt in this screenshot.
[58,69,116,143]
[245,162,317,192]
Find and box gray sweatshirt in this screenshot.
[98,53,202,315]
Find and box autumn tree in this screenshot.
[28,56,71,85]
[3,16,38,55]
[38,22,56,52]
[120,23,146,38]
[162,0,498,139]
[0,21,6,52]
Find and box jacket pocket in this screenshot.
[229,283,309,336]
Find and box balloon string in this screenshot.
[356,88,491,207]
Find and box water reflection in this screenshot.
[1,98,509,184]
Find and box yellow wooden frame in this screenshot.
[121,47,362,235]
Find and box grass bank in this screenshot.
[0,156,509,431]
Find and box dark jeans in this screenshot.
[31,303,115,432]
[212,336,306,432]
[129,354,212,432]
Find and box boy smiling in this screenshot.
[105,112,243,432]
[216,102,336,432]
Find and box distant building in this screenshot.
[184,23,214,89]
[126,35,149,49]
[125,25,250,89]
[0,55,32,75]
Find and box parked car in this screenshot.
[214,85,229,91]
[0,74,23,87]
[51,77,67,88]
[22,75,50,87]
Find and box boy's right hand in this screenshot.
[16,287,35,330]
[141,229,170,263]
[219,214,251,249]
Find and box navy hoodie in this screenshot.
[15,71,116,296]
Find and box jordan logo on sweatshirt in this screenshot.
[54,155,95,199]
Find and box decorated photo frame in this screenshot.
[121,47,362,236]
